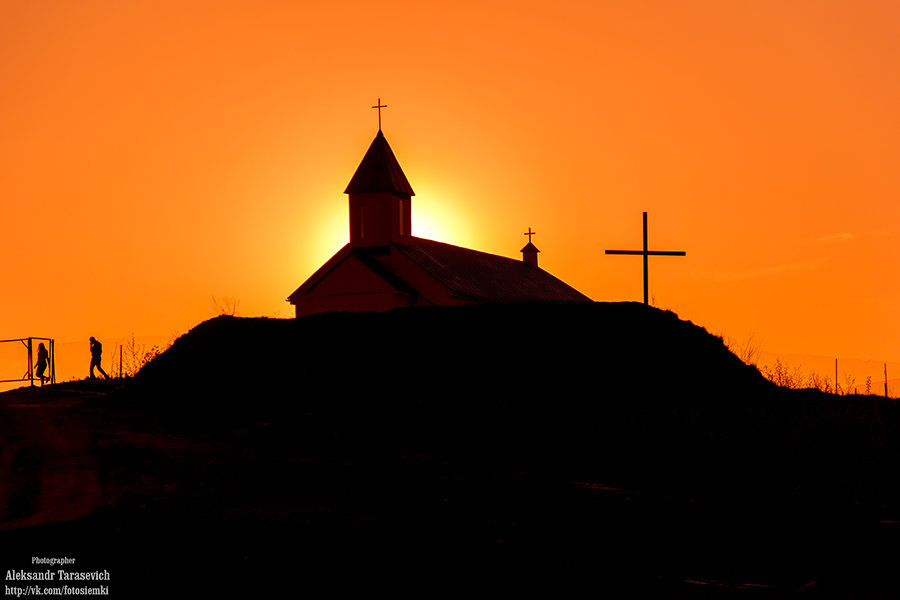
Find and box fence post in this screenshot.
[27,338,34,386]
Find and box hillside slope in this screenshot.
[131,302,779,480]
[130,302,900,487]
[137,301,769,407]
[9,302,898,597]
[133,299,900,506]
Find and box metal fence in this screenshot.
[0,337,56,386]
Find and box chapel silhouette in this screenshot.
[288,127,591,316]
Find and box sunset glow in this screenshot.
[2,1,898,386]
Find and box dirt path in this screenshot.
[0,394,104,529]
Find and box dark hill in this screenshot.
[130,301,900,496]
[133,302,782,487]
[141,302,767,400]
[10,303,900,598]
[136,300,771,418]
[122,302,900,595]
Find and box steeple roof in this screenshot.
[344,130,415,197]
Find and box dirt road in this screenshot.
[0,390,104,529]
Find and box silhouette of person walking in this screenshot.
[35,343,50,386]
[90,337,109,380]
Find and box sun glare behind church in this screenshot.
[411,192,472,247]
[303,210,346,274]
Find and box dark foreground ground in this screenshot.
[2,303,900,598]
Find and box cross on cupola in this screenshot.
[372,98,387,130]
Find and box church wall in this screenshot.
[294,255,414,317]
[296,292,402,317]
[305,256,392,295]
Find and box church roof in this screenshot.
[288,236,592,307]
[393,237,591,304]
[344,130,415,197]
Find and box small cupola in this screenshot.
[521,227,540,267]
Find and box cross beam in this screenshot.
[605,212,685,305]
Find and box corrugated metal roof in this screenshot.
[344,130,415,197]
[393,237,592,303]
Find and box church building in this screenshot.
[288,126,592,317]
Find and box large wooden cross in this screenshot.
[372,98,387,130]
[524,227,536,243]
[605,212,686,305]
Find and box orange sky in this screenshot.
[1,0,898,385]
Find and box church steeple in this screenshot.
[346,130,414,247]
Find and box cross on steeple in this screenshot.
[372,98,387,130]
[605,212,686,305]
[524,227,536,243]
